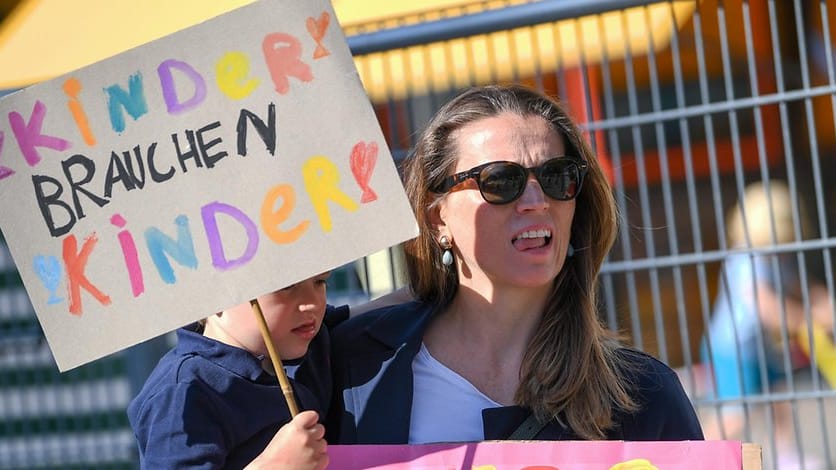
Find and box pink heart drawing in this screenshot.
[306,12,330,59]
[350,141,379,203]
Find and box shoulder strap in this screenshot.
[506,413,547,440]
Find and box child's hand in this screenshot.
[246,410,329,470]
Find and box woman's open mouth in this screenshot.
[512,229,553,250]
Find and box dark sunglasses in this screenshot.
[432,156,588,204]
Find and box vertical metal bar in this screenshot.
[398,26,419,172]
[529,24,545,93]
[485,28,498,84]
[695,11,729,258]
[603,272,620,330]
[444,4,466,96]
[507,28,521,84]
[620,6,668,362]
[552,21,569,105]
[464,32,478,88]
[576,8,622,341]
[573,14,598,156]
[765,0,812,465]
[590,10,620,333]
[791,1,836,466]
[718,1,779,449]
[644,1,693,377]
[667,0,716,414]
[440,35,456,98]
[690,5,732,435]
[816,0,836,329]
[442,36,457,99]
[737,3,788,464]
[422,50,441,112]
[815,21,836,461]
[382,49,402,153]
[597,10,644,351]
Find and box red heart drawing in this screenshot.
[350,141,379,203]
[306,12,330,59]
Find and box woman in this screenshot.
[328,85,703,443]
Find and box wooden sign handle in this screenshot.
[250,298,300,417]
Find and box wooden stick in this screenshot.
[250,298,300,417]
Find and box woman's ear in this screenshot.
[427,203,447,236]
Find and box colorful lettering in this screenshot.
[103,144,154,196]
[202,202,259,271]
[8,100,71,166]
[172,129,202,171]
[236,104,276,156]
[216,51,260,100]
[145,215,198,284]
[33,255,64,305]
[306,12,331,59]
[120,146,148,189]
[261,183,309,244]
[32,173,75,237]
[0,131,13,180]
[349,141,378,203]
[302,156,359,232]
[194,121,227,168]
[609,459,659,470]
[63,78,96,146]
[262,33,313,95]
[106,73,148,133]
[104,151,137,197]
[62,154,109,220]
[171,122,228,171]
[145,142,175,183]
[63,233,111,315]
[158,59,207,115]
[111,214,144,297]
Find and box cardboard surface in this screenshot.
[0,0,417,371]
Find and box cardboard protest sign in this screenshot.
[0,0,418,371]
[328,441,761,469]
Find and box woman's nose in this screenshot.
[516,177,549,211]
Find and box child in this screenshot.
[128,271,343,469]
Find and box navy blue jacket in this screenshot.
[128,305,348,470]
[327,302,704,443]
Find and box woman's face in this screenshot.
[436,112,575,294]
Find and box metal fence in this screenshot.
[348,1,836,468]
[2,0,836,468]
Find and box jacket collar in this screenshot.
[363,301,437,349]
[175,324,269,382]
[348,301,436,443]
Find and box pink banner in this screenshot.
[328,440,744,469]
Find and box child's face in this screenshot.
[217,272,330,360]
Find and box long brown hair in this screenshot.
[401,84,636,439]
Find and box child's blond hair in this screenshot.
[726,181,812,248]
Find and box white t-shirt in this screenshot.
[408,342,501,444]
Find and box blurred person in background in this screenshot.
[701,180,833,469]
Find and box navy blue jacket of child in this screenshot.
[327,302,704,444]
[128,304,348,470]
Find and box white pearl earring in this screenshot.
[440,236,453,266]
